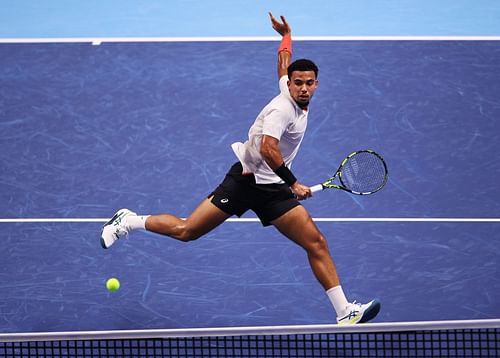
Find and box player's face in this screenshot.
[287,71,318,109]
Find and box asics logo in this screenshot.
[340,310,359,322]
[221,198,229,203]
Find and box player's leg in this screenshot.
[101,163,249,249]
[271,205,339,289]
[271,205,380,324]
[145,197,231,242]
[101,197,230,248]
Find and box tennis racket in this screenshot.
[310,150,388,195]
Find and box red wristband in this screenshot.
[278,33,292,55]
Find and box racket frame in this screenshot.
[311,150,388,195]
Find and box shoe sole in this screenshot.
[100,225,113,249]
[100,231,114,249]
[359,299,381,323]
[100,237,108,249]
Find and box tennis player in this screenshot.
[101,13,380,325]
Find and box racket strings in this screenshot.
[340,152,387,193]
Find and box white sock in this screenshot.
[125,215,149,231]
[326,285,350,316]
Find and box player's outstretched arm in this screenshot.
[269,12,292,79]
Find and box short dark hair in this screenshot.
[287,59,319,79]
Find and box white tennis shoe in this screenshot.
[100,208,137,249]
[337,299,381,325]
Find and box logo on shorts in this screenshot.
[220,198,229,204]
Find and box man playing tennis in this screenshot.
[101,13,380,325]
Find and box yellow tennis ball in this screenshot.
[106,278,120,292]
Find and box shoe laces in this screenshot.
[350,300,362,307]
[343,301,362,316]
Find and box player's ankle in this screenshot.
[126,215,149,231]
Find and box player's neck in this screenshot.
[295,101,309,111]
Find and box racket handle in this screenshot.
[310,184,324,193]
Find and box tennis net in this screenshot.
[1,319,499,357]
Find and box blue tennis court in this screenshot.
[1,39,500,334]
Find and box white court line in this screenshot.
[1,36,500,44]
[0,217,499,223]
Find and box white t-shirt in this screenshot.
[231,75,309,184]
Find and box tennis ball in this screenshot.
[106,278,120,292]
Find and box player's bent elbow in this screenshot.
[259,140,276,163]
[260,147,271,163]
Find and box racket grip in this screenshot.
[310,184,324,193]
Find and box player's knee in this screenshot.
[306,233,329,255]
[178,225,202,242]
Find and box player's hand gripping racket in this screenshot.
[310,150,388,195]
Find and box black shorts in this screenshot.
[208,162,301,226]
